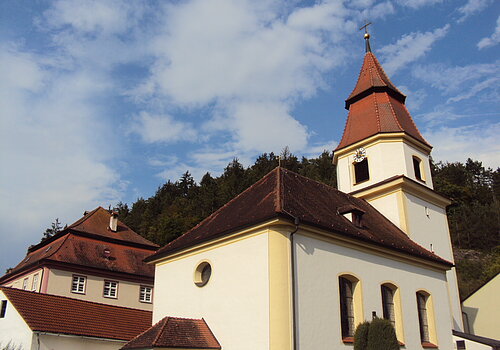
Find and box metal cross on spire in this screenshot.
[359,22,372,53]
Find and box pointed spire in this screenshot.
[360,22,372,53]
[334,34,431,152]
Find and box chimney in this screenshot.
[109,212,118,232]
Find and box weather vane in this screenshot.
[359,21,372,52]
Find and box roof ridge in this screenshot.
[67,207,102,228]
[384,92,404,131]
[276,166,283,212]
[399,99,431,146]
[373,92,381,132]
[153,317,169,346]
[44,233,70,260]
[0,286,151,312]
[153,168,281,255]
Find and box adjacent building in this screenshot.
[0,207,158,310]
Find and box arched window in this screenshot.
[381,284,396,327]
[339,275,362,340]
[381,283,404,343]
[416,291,436,346]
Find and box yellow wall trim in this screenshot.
[334,133,432,163]
[152,218,283,265]
[268,228,293,350]
[352,176,451,208]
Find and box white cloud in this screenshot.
[457,0,493,22]
[131,112,197,143]
[412,61,499,102]
[396,0,443,9]
[424,123,500,168]
[379,24,450,75]
[358,1,395,20]
[398,85,427,111]
[477,15,500,49]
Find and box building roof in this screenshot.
[66,207,158,248]
[335,51,430,151]
[453,330,500,349]
[147,167,452,267]
[0,207,157,283]
[121,316,221,349]
[0,287,152,341]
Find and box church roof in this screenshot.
[0,287,152,341]
[0,207,157,283]
[147,167,451,267]
[335,51,430,151]
[121,316,221,349]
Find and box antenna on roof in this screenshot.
[359,21,372,53]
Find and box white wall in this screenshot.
[45,269,153,310]
[294,232,455,350]
[453,335,494,350]
[0,290,35,350]
[37,333,125,350]
[336,139,432,194]
[153,230,270,350]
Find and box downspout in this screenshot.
[290,216,300,350]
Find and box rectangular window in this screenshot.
[31,274,39,291]
[339,277,355,338]
[71,275,86,294]
[103,281,118,298]
[22,278,28,290]
[417,292,430,343]
[354,159,369,183]
[140,286,153,303]
[413,157,424,182]
[0,300,7,318]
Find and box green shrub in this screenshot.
[367,318,399,350]
[354,321,370,350]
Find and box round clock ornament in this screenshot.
[353,147,366,162]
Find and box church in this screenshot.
[128,33,463,349]
[1,33,466,350]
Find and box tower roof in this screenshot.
[335,51,431,151]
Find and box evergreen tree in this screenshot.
[41,218,64,242]
[366,318,399,350]
[353,321,370,350]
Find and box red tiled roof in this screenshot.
[67,207,158,248]
[4,234,155,280]
[335,52,430,151]
[147,168,452,267]
[122,316,221,349]
[1,287,152,341]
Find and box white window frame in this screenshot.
[22,278,28,290]
[103,280,118,299]
[139,286,153,303]
[31,274,39,291]
[71,275,86,294]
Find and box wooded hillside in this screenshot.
[116,151,499,299]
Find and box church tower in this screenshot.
[333,31,464,330]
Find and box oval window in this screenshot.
[194,261,212,287]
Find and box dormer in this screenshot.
[338,204,365,228]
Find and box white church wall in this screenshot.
[364,192,404,231]
[37,333,125,350]
[153,229,271,350]
[294,232,455,350]
[0,290,34,350]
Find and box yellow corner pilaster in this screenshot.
[268,229,293,350]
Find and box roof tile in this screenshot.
[1,287,151,341]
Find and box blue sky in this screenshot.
[0,0,499,273]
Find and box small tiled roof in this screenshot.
[147,168,452,267]
[0,287,152,341]
[335,52,430,151]
[122,316,221,349]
